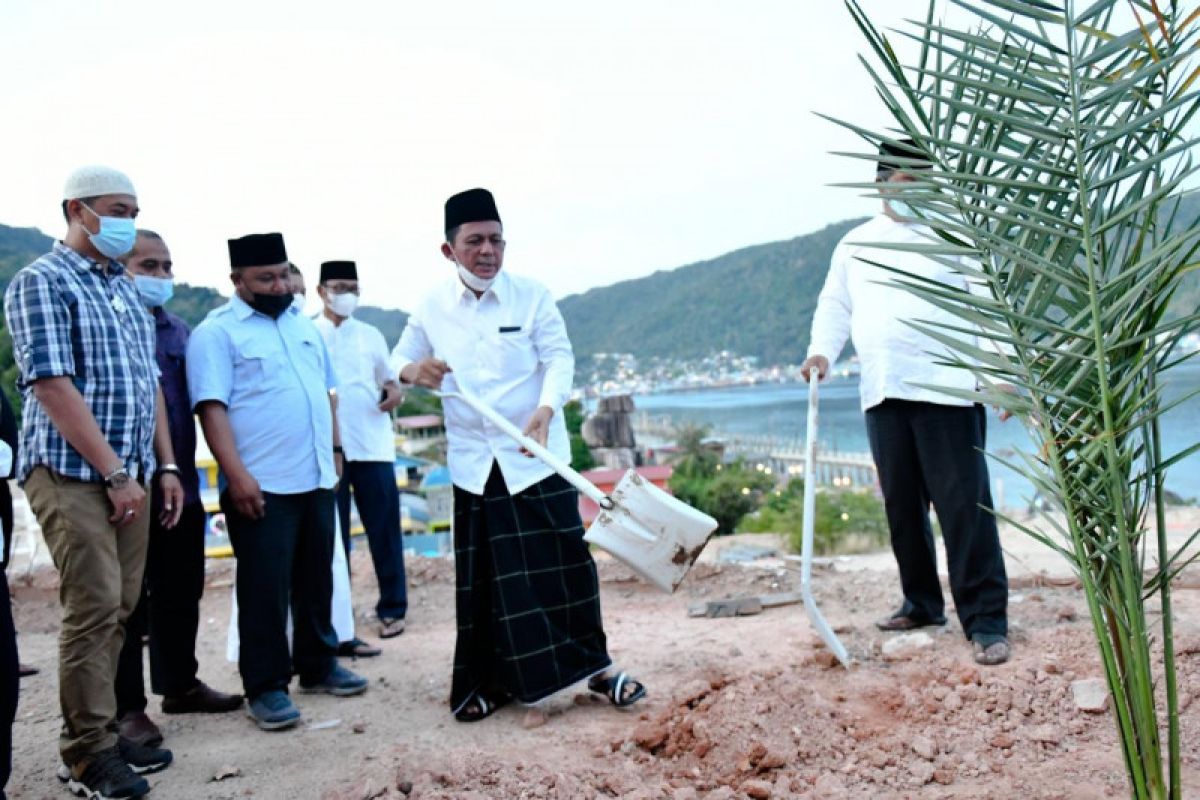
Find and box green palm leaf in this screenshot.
[830,2,1200,797]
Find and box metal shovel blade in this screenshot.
[584,469,718,593]
[437,382,716,594]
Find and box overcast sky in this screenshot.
[3,1,961,311]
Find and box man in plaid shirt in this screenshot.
[4,166,184,800]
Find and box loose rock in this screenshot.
[1026,724,1064,745]
[742,779,773,799]
[882,632,935,658]
[1071,678,1110,713]
[212,765,241,782]
[911,735,937,760]
[633,720,668,750]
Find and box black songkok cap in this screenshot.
[445,188,501,233]
[320,261,358,282]
[877,138,931,173]
[228,233,287,268]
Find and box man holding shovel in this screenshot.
[391,188,645,722]
[801,140,1011,666]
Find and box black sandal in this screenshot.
[454,689,512,723]
[588,671,646,707]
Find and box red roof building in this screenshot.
[577,464,675,525]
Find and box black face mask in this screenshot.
[248,292,294,320]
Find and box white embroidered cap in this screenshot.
[62,165,136,200]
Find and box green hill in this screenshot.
[2,189,1197,412]
[557,218,864,366]
[557,193,1200,365]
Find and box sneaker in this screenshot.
[299,664,369,697]
[59,746,149,799]
[117,735,173,774]
[247,690,302,731]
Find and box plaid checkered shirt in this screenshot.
[4,242,159,484]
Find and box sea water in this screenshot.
[631,360,1200,511]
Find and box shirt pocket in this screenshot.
[491,328,537,377]
[235,341,286,392]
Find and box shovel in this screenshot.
[801,369,850,666]
[438,382,718,593]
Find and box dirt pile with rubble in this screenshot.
[11,528,1200,799]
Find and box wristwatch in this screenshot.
[104,467,131,490]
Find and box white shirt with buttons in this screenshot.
[313,314,396,463]
[808,214,983,412]
[390,270,574,495]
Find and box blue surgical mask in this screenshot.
[133,275,174,308]
[81,203,138,259]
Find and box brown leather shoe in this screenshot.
[161,682,244,714]
[117,711,164,748]
[875,613,947,632]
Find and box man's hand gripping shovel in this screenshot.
[437,376,717,593]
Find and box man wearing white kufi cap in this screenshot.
[4,166,184,798]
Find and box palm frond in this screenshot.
[832,2,1199,796]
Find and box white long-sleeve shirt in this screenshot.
[390,270,574,495]
[313,314,396,463]
[808,214,980,411]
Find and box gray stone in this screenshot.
[1071,678,1110,713]
[881,632,935,657]
[910,735,937,760]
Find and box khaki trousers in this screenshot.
[24,467,149,765]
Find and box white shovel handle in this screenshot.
[437,384,613,509]
[801,367,850,666]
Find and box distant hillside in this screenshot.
[1,188,1198,408]
[559,193,1200,365]
[0,224,405,336]
[355,306,409,349]
[558,219,864,366]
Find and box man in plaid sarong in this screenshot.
[392,188,646,721]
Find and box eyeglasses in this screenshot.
[322,283,360,295]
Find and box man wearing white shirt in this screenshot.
[314,260,408,645]
[392,188,645,722]
[802,140,1010,666]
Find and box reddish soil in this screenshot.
[10,533,1200,799]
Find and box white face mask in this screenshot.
[292,293,306,310]
[887,199,917,220]
[456,261,496,293]
[326,291,359,317]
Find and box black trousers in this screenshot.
[335,461,408,621]
[864,399,1008,638]
[223,489,338,699]
[115,502,207,714]
[1,571,17,800]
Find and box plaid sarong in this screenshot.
[450,463,611,711]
